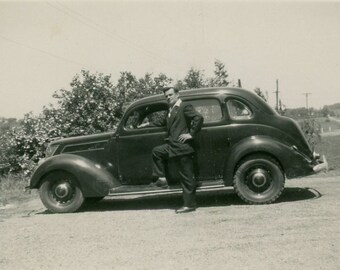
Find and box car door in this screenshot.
[116,102,168,185]
[185,97,231,181]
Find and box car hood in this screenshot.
[50,131,115,146]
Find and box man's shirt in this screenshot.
[168,99,182,117]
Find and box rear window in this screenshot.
[189,99,222,123]
[226,99,253,120]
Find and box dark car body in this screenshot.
[29,87,328,213]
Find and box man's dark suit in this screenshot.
[152,100,203,208]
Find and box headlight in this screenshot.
[45,144,59,157]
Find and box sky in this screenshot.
[0,1,339,119]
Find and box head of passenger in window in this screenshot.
[127,111,141,129]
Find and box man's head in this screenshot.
[163,87,179,107]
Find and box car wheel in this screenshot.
[39,172,84,213]
[233,155,285,204]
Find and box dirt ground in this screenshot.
[1,174,339,270]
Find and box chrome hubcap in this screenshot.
[245,167,272,192]
[55,183,72,199]
[251,169,267,188]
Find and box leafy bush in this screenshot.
[299,118,321,148]
[0,61,229,175]
[0,70,172,175]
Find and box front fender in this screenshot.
[223,136,313,185]
[30,154,120,197]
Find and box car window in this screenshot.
[124,104,167,130]
[189,99,222,123]
[226,99,253,120]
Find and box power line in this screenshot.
[46,1,170,64]
[0,34,87,67]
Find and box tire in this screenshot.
[39,172,85,213]
[233,154,285,204]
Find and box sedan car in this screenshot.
[28,87,328,213]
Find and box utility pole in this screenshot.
[273,79,279,111]
[238,79,242,88]
[302,92,312,116]
[302,92,312,110]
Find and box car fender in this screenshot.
[30,154,120,197]
[223,135,312,185]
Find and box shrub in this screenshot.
[0,70,172,175]
[299,118,321,148]
[1,61,229,175]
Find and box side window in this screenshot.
[189,99,222,123]
[226,99,253,120]
[124,104,167,130]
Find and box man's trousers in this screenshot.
[152,144,196,208]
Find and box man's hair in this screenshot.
[162,86,179,94]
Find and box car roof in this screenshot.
[131,87,248,105]
[126,87,276,114]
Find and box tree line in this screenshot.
[0,60,231,174]
[0,59,325,175]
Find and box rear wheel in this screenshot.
[233,155,285,204]
[39,172,84,213]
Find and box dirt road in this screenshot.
[1,174,339,270]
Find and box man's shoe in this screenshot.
[149,177,168,188]
[175,206,196,214]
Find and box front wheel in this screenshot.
[233,155,285,204]
[39,172,84,213]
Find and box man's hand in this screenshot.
[137,122,149,128]
[178,133,192,143]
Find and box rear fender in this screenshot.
[30,154,120,197]
[223,136,313,185]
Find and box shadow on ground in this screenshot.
[65,187,321,213]
[35,187,322,215]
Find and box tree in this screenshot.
[0,70,118,173]
[183,68,207,89]
[114,71,139,118]
[254,87,267,102]
[321,106,330,117]
[1,60,233,174]
[209,60,229,87]
[53,70,117,135]
[153,73,173,91]
[116,71,173,114]
[174,79,187,91]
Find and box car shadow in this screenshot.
[76,187,322,213]
[35,187,322,214]
[277,187,322,203]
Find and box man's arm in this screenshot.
[149,115,167,127]
[178,104,204,143]
[137,114,167,128]
[183,104,204,137]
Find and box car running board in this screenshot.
[108,179,232,197]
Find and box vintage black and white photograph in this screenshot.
[1,1,339,269]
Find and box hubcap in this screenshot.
[246,167,272,192]
[251,170,267,188]
[51,180,75,204]
[55,183,71,199]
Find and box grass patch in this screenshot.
[309,117,340,133]
[315,135,340,172]
[0,173,31,206]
